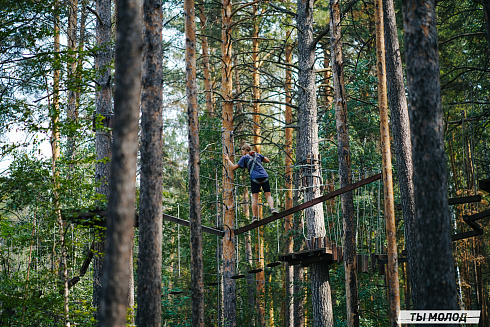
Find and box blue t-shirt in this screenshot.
[237,153,269,181]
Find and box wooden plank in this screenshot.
[64,210,224,237]
[234,173,382,235]
[162,214,224,237]
[463,209,490,222]
[463,218,482,232]
[452,229,483,242]
[479,179,490,193]
[448,195,481,205]
[362,255,369,273]
[286,254,335,266]
[68,242,95,289]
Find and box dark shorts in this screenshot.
[251,177,271,194]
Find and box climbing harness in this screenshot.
[246,152,269,184]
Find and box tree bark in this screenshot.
[374,1,400,325]
[99,0,141,324]
[401,0,458,313]
[330,1,358,326]
[482,0,490,56]
[67,0,78,164]
[221,0,236,323]
[284,29,294,327]
[136,0,163,324]
[199,3,214,116]
[296,0,333,325]
[93,0,112,321]
[52,7,70,325]
[383,0,418,309]
[185,0,205,324]
[235,54,255,327]
[251,6,266,325]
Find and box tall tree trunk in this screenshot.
[52,7,70,326]
[374,1,400,325]
[329,1,358,326]
[293,175,305,327]
[383,0,418,309]
[199,3,214,116]
[127,232,135,325]
[221,0,236,323]
[244,191,256,327]
[251,6,266,325]
[293,265,305,326]
[76,0,88,107]
[297,0,333,324]
[137,0,163,324]
[67,0,78,164]
[284,29,294,327]
[482,0,490,56]
[93,0,112,321]
[99,0,141,324]
[185,0,205,324]
[235,54,256,327]
[252,3,262,154]
[401,0,458,313]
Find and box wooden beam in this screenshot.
[63,210,224,237]
[162,214,224,237]
[463,209,490,222]
[234,173,382,235]
[451,209,489,242]
[68,242,95,289]
[479,179,490,193]
[452,230,483,242]
[448,195,481,205]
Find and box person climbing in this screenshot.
[224,143,279,223]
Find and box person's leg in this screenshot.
[262,181,278,213]
[265,191,275,210]
[251,192,259,218]
[251,180,261,219]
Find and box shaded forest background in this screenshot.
[0,0,489,325]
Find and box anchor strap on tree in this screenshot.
[246,152,268,184]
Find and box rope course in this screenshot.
[61,117,490,304]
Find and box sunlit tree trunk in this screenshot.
[401,0,458,313]
[251,5,266,325]
[375,1,400,325]
[221,0,236,323]
[383,0,417,309]
[330,0,358,326]
[137,0,163,323]
[99,0,141,324]
[52,5,70,326]
[235,54,256,327]
[199,3,214,116]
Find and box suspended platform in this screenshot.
[279,237,343,267]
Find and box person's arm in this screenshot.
[261,156,270,163]
[224,154,241,171]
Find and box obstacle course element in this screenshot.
[62,209,224,237]
[279,237,342,267]
[234,173,382,235]
[451,182,490,241]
